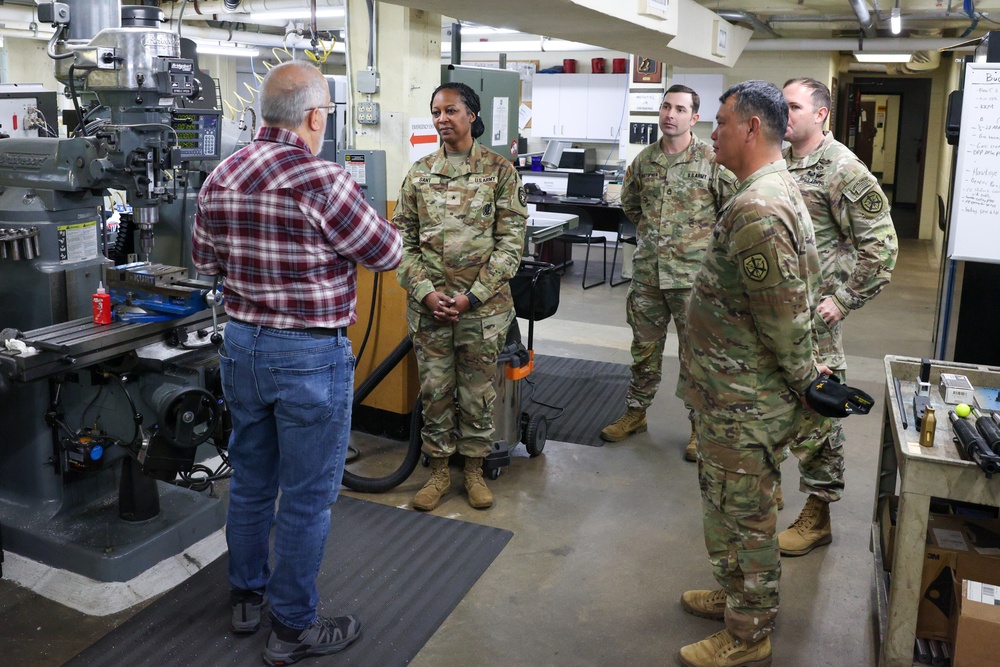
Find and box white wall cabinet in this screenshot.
[586,74,628,141]
[532,73,627,142]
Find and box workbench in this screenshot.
[873,355,1000,667]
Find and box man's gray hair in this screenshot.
[260,61,328,128]
[719,80,789,144]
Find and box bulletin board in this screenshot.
[462,60,538,101]
[948,62,1000,264]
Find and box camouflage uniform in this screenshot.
[783,132,897,502]
[394,141,527,458]
[620,134,735,410]
[685,160,820,643]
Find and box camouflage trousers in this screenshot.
[624,281,692,410]
[406,307,513,459]
[695,411,802,644]
[784,369,846,503]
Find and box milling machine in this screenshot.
[0,1,232,582]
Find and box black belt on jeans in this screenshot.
[302,327,347,337]
[232,319,346,337]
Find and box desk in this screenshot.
[873,356,1000,667]
[525,211,579,245]
[527,194,626,234]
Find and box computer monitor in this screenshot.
[566,173,605,199]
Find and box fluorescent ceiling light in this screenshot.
[890,6,902,35]
[249,8,345,21]
[196,43,260,57]
[456,26,517,36]
[854,52,911,63]
[442,39,604,54]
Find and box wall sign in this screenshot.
[630,91,662,113]
[712,20,729,58]
[637,0,669,19]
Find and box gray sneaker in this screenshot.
[230,592,267,635]
[263,614,362,666]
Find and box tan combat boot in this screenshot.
[463,457,493,509]
[600,407,647,442]
[680,588,726,620]
[684,422,698,462]
[778,495,832,556]
[774,485,784,511]
[679,629,772,667]
[412,457,450,511]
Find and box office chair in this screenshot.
[553,207,607,289]
[610,216,637,287]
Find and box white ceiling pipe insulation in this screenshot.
[0,4,322,51]
[744,38,975,51]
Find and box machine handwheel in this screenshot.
[525,415,547,457]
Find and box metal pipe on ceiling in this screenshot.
[743,37,974,51]
[766,10,968,23]
[848,0,877,37]
[715,11,780,39]
[170,0,341,13]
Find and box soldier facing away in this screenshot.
[678,80,829,667]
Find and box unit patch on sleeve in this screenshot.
[860,191,884,215]
[518,186,527,207]
[743,253,769,282]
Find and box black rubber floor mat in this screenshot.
[67,496,512,667]
[526,355,631,447]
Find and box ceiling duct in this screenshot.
[848,0,877,38]
[715,11,780,39]
[883,29,944,75]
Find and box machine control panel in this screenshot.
[157,58,197,97]
[169,108,221,161]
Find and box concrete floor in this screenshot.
[0,239,939,666]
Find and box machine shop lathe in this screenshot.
[0,1,232,581]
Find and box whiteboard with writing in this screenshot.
[949,62,1000,263]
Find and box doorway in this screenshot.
[837,77,932,239]
[858,94,903,204]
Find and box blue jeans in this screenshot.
[219,320,354,630]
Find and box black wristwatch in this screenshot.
[465,292,481,309]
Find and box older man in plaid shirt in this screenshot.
[193,60,401,666]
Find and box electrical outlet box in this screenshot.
[356,101,380,125]
[356,69,380,94]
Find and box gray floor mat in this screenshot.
[526,355,631,446]
[67,495,512,667]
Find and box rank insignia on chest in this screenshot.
[743,253,769,282]
[483,202,493,216]
[860,191,884,215]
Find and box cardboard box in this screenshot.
[880,495,898,571]
[951,578,1000,667]
[940,373,975,404]
[917,514,1000,640]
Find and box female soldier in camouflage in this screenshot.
[393,82,527,511]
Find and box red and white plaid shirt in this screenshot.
[193,126,401,329]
